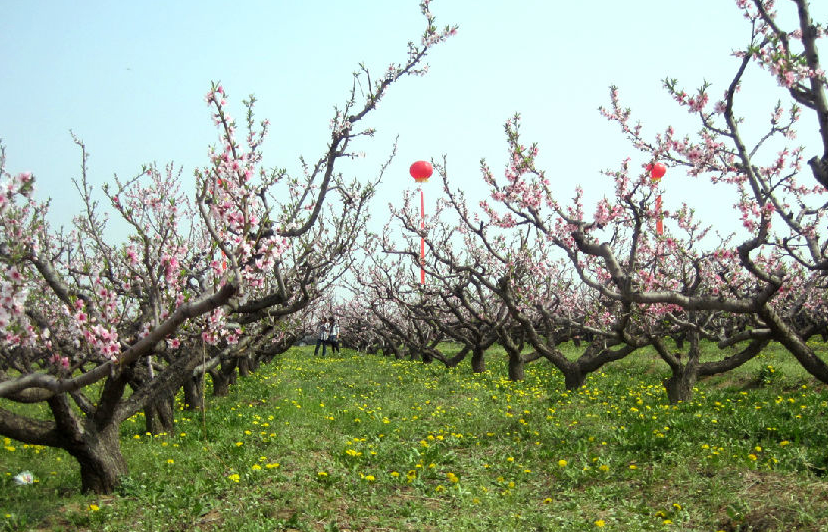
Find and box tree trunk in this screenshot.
[663,364,698,404]
[507,353,524,381]
[65,424,128,494]
[212,358,239,396]
[238,356,251,377]
[183,374,204,411]
[471,348,485,373]
[144,393,175,435]
[562,367,586,390]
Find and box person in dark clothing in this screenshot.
[314,319,330,357]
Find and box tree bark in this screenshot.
[238,356,251,377]
[471,347,486,373]
[183,374,204,411]
[507,352,524,381]
[562,367,586,390]
[664,365,698,404]
[144,393,175,435]
[66,424,129,494]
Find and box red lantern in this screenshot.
[648,162,667,181]
[409,160,433,183]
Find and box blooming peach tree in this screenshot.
[0,1,455,493]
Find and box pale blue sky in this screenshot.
[2,1,825,239]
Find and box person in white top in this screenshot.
[314,319,330,357]
[328,317,340,355]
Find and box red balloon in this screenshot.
[409,160,433,183]
[648,162,667,181]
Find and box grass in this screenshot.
[2,341,828,531]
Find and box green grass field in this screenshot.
[3,342,828,531]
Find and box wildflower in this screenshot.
[166,459,174,464]
[251,464,262,471]
[595,519,606,527]
[265,462,280,469]
[599,464,610,472]
[88,504,100,512]
[228,473,240,482]
[748,454,758,461]
[558,459,568,467]
[364,475,375,482]
[317,471,328,477]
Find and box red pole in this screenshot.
[655,194,663,235]
[420,188,425,284]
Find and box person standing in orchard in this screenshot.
[314,318,330,357]
[328,317,340,355]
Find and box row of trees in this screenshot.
[0,3,456,493]
[1,0,825,496]
[338,0,826,404]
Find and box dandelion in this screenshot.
[266,462,280,469]
[251,464,262,471]
[748,454,758,461]
[228,473,240,482]
[317,471,328,477]
[595,519,606,527]
[558,459,568,467]
[166,459,175,465]
[599,464,610,472]
[542,497,553,504]
[88,504,100,512]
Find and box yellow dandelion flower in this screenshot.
[88,504,100,512]
[228,473,240,483]
[558,459,568,467]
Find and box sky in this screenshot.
[2,0,826,243]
